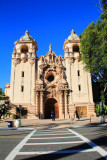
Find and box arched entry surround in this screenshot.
[44,98,59,119]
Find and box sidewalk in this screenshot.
[0,117,107,129]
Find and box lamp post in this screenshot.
[19,105,22,119]
[18,105,22,127]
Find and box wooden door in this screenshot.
[76,107,81,117]
[82,106,87,117]
[76,106,87,117]
[54,102,59,118]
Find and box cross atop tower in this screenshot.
[71,29,75,35]
[25,30,29,35]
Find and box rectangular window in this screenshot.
[21,86,24,92]
[22,71,24,77]
[78,85,81,91]
[78,70,80,76]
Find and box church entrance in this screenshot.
[44,98,59,119]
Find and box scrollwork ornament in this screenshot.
[13,58,20,66]
[29,58,35,66]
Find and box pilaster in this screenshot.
[59,91,64,119]
[40,91,44,119]
[64,90,69,119]
[35,91,39,116]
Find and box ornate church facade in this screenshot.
[5,30,95,119]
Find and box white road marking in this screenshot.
[39,129,68,132]
[5,128,107,159]
[25,141,84,145]
[30,136,78,139]
[17,128,33,130]
[33,133,73,135]
[17,149,95,155]
[37,131,68,133]
[5,130,36,160]
[68,129,107,159]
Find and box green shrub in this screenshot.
[95,104,107,116]
[95,104,101,116]
[5,112,12,118]
[103,105,107,115]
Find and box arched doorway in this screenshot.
[44,98,59,119]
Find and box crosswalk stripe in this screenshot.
[30,136,78,139]
[36,131,68,133]
[17,149,95,155]
[38,129,68,132]
[25,141,84,145]
[33,133,73,135]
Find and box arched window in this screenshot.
[49,54,52,60]
[73,45,79,52]
[21,45,28,53]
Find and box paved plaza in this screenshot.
[0,117,107,129]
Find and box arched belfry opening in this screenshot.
[21,45,28,53]
[44,98,59,119]
[73,45,79,52]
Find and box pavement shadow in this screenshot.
[21,122,71,129]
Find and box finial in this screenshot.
[71,29,75,34]
[49,44,52,51]
[25,30,29,35]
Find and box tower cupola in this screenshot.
[63,30,80,61]
[12,30,38,65]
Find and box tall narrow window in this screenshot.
[78,70,80,76]
[21,86,24,92]
[78,85,81,91]
[22,71,24,77]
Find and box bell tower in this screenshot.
[63,30,95,118]
[10,30,38,118]
[63,29,80,60]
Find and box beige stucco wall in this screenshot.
[63,58,93,104]
[5,84,10,97]
[10,60,35,105]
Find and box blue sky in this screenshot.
[0,0,101,90]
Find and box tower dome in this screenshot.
[63,29,80,59]
[20,30,33,41]
[67,29,80,40]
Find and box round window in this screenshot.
[47,75,54,82]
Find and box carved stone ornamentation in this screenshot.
[28,58,35,66]
[13,58,20,66]
[46,87,56,98]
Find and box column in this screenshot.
[59,91,64,119]
[64,90,69,119]
[40,91,44,118]
[35,91,39,116]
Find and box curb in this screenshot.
[71,123,107,128]
[0,127,34,130]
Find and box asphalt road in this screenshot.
[72,126,107,152]
[0,129,32,160]
[0,126,107,160]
